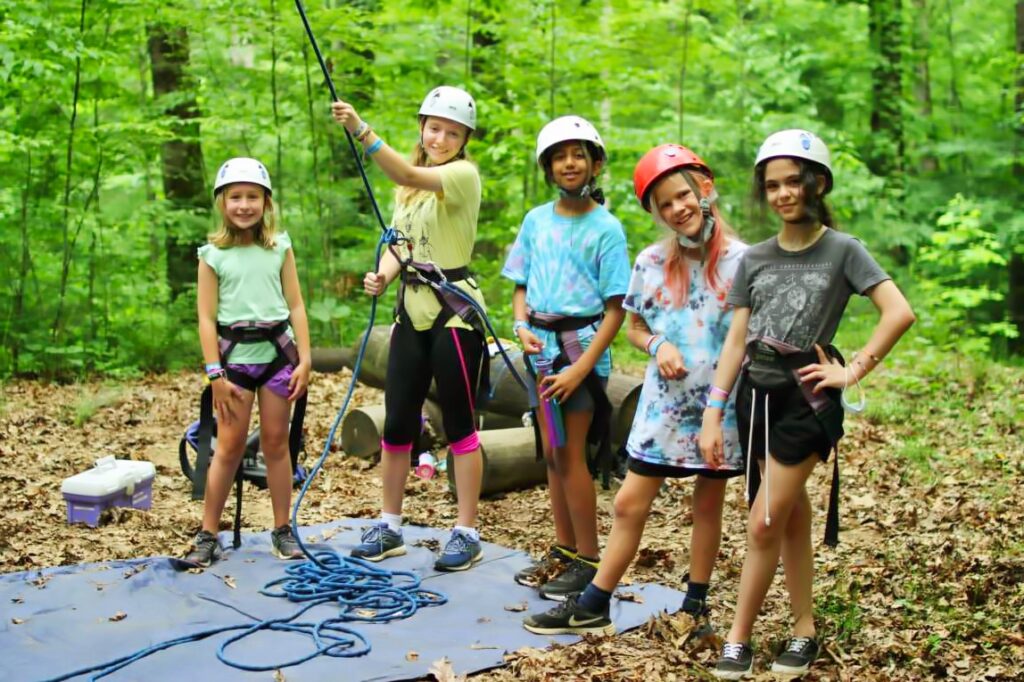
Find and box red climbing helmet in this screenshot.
[633,144,713,211]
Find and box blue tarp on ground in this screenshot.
[0,520,684,681]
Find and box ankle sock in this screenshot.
[577,583,612,612]
[454,525,479,542]
[381,513,402,532]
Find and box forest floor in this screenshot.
[1,359,1022,681]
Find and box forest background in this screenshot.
[1,0,1021,378]
[1,2,1023,679]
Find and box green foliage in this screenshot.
[0,0,1018,377]
[915,195,1018,355]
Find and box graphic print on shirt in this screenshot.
[748,263,833,349]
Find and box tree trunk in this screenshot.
[911,0,938,172]
[1009,1,1024,354]
[148,24,209,299]
[867,0,906,196]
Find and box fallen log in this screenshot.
[444,427,547,498]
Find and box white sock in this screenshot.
[381,513,402,532]
[454,525,479,542]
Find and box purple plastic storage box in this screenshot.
[60,456,156,527]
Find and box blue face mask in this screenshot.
[840,363,866,413]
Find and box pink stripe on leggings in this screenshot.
[450,431,480,455]
[450,328,476,414]
[380,439,413,455]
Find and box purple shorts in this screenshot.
[227,363,293,398]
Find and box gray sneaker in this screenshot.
[175,530,222,569]
[538,558,598,602]
[434,529,483,572]
[271,525,304,560]
[514,545,576,587]
[771,636,819,675]
[350,522,406,562]
[713,641,754,680]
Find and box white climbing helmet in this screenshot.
[418,85,477,131]
[213,157,272,196]
[535,115,605,164]
[755,129,832,191]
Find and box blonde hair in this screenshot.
[208,190,278,249]
[395,116,472,206]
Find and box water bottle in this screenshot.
[414,452,437,479]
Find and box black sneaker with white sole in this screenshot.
[271,525,304,560]
[514,545,575,587]
[538,558,597,602]
[522,594,615,636]
[713,641,754,679]
[771,636,819,675]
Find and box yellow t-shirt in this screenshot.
[392,159,486,331]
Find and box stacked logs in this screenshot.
[313,326,643,497]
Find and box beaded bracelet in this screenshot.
[352,121,369,140]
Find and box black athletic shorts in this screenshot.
[627,457,742,480]
[735,372,842,466]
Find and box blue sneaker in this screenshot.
[434,529,483,572]
[350,522,406,562]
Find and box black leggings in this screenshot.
[382,319,484,452]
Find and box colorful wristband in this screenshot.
[706,397,727,410]
[352,121,369,140]
[206,368,226,381]
[513,320,529,336]
[709,386,729,400]
[204,362,222,373]
[648,336,667,357]
[366,138,384,155]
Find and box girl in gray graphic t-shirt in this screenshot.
[699,130,916,680]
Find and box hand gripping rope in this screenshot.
[45,4,532,679]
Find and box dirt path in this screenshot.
[1,367,1021,680]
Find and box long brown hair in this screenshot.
[208,190,278,249]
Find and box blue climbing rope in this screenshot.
[44,3,533,677]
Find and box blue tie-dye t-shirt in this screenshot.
[622,239,746,471]
[501,201,630,377]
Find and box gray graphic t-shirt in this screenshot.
[727,229,890,354]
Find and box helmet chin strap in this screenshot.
[674,170,718,248]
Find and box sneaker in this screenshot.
[522,593,615,636]
[434,529,483,572]
[271,525,304,560]
[173,530,222,570]
[771,636,819,675]
[713,641,754,680]
[350,522,406,562]
[514,545,576,587]
[538,558,598,602]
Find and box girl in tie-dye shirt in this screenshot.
[504,117,630,611]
